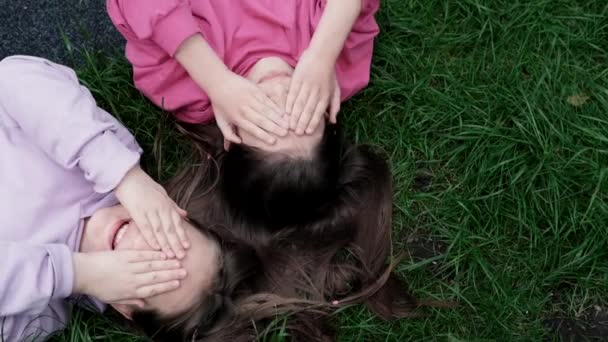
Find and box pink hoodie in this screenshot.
[107,0,380,124]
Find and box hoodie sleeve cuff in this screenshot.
[151,4,202,57]
[46,244,75,300]
[78,130,142,193]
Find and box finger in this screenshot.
[216,118,242,144]
[172,209,190,249]
[307,97,330,134]
[160,210,185,259]
[261,92,287,118]
[245,106,288,138]
[135,280,181,299]
[299,89,322,132]
[296,89,319,135]
[238,116,277,145]
[252,97,288,134]
[290,85,311,130]
[130,259,182,273]
[124,250,168,263]
[148,212,173,258]
[329,86,341,123]
[253,91,287,126]
[114,299,145,308]
[223,138,231,151]
[133,214,161,251]
[177,207,188,217]
[286,79,302,114]
[137,269,188,287]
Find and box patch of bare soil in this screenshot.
[544,305,608,341]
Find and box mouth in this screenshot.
[109,219,130,250]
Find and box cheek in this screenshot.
[117,226,153,251]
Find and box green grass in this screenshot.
[51,0,608,340]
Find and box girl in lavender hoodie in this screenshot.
[0,54,423,342]
[0,56,222,341]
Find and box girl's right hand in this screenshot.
[73,250,187,305]
[115,165,189,260]
[208,71,289,145]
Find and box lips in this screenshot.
[109,219,130,250]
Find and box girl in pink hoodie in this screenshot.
[107,0,380,145]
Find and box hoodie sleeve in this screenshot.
[0,241,74,317]
[107,0,202,56]
[0,56,142,193]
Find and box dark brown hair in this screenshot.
[129,122,422,341]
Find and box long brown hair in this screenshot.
[133,122,422,341]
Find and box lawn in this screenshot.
[51,0,608,341]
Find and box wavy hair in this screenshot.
[126,123,423,341]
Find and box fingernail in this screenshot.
[177,252,185,259]
[173,280,180,287]
[179,270,188,277]
[306,128,313,134]
[183,241,190,249]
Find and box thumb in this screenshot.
[329,86,341,124]
[223,138,231,151]
[114,299,145,308]
[177,207,188,217]
[216,116,242,144]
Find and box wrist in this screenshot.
[72,253,89,295]
[305,46,339,68]
[203,68,233,100]
[175,34,231,96]
[309,0,361,63]
[115,164,143,194]
[194,61,231,96]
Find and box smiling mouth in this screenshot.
[111,221,130,250]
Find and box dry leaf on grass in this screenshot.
[567,94,590,107]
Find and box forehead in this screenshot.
[145,223,220,315]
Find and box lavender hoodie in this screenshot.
[0,56,143,341]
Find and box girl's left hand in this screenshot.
[73,250,186,304]
[286,49,341,135]
[115,165,189,259]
